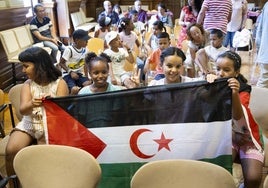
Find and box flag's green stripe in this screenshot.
[98,155,232,188]
[200,155,233,173]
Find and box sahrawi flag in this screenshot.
[43,78,232,188]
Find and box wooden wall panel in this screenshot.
[0,7,29,91]
[56,0,83,40]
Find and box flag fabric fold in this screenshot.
[43,79,232,188]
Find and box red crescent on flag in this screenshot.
[129,128,155,159]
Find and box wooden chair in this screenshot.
[0,84,23,178]
[70,12,97,32]
[181,39,189,53]
[131,159,236,188]
[0,89,16,138]
[0,89,7,138]
[8,84,23,123]
[173,24,182,41]
[79,8,94,23]
[249,86,268,138]
[0,29,21,85]
[87,37,105,54]
[249,86,268,176]
[263,174,268,188]
[13,145,101,188]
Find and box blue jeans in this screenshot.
[223,31,236,48]
[63,73,89,91]
[43,41,61,63]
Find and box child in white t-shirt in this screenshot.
[195,29,228,75]
[104,31,137,88]
[59,29,91,94]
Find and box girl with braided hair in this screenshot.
[208,51,264,188]
[79,52,125,94]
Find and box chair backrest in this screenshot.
[24,24,34,44]
[0,89,4,124]
[87,37,104,54]
[79,8,94,23]
[70,12,81,29]
[245,18,254,30]
[79,8,88,23]
[263,174,268,188]
[249,87,268,167]
[8,84,23,121]
[13,145,101,188]
[181,40,189,53]
[0,29,20,62]
[249,86,268,137]
[13,25,33,50]
[131,159,236,188]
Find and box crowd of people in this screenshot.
[4,1,268,188]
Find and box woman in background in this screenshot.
[223,0,248,51]
[177,0,203,48]
[150,2,173,28]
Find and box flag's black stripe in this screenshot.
[49,78,232,128]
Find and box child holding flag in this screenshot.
[79,52,140,94]
[148,46,204,86]
[217,51,263,188]
[207,51,264,188]
[5,47,69,187]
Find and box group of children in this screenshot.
[4,13,264,188]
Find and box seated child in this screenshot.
[59,29,91,94]
[144,32,171,81]
[104,31,138,89]
[195,29,228,75]
[207,51,264,188]
[94,16,112,40]
[129,9,146,35]
[79,52,125,94]
[184,23,210,77]
[147,20,166,51]
[149,46,204,86]
[119,17,140,51]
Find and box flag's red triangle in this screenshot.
[43,100,106,158]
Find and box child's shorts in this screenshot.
[233,144,264,163]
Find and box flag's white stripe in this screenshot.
[42,107,49,144]
[90,120,232,163]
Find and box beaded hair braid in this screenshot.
[218,51,241,71]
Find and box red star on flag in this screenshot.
[153,132,173,151]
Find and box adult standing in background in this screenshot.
[134,0,148,24]
[98,0,119,26]
[177,0,203,48]
[150,2,173,28]
[30,3,63,64]
[256,2,268,88]
[223,0,248,51]
[197,0,232,34]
